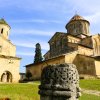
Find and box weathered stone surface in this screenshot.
[39,63,81,100]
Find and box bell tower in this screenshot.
[0,18,10,39]
[65,14,90,36]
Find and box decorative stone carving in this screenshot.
[39,63,81,100]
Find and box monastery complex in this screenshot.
[26,14,100,79]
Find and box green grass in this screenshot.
[80,79,100,91]
[0,80,100,100]
[0,83,40,100]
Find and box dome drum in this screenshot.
[65,14,90,36]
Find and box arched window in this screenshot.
[1,28,3,34]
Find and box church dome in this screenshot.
[66,14,90,36]
[66,14,90,27]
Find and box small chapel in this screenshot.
[0,18,21,83]
[26,14,100,79]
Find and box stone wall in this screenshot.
[81,36,93,48]
[0,36,16,56]
[65,51,78,63]
[0,57,21,82]
[65,53,96,77]
[92,35,100,56]
[66,20,90,35]
[0,24,10,39]
[67,35,80,43]
[78,45,93,56]
[73,54,96,76]
[95,60,100,78]
[27,51,98,80]
[26,56,65,80]
[50,37,68,58]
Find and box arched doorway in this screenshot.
[1,71,12,82]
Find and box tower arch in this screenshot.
[1,71,12,82]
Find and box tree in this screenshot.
[34,43,43,63]
[26,71,32,80]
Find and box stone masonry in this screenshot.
[39,63,81,100]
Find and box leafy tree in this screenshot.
[34,43,43,63]
[26,71,32,80]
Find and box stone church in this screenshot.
[0,18,21,82]
[26,14,100,79]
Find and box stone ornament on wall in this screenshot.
[39,63,81,100]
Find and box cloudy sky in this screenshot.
[0,0,100,72]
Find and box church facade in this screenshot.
[0,19,21,82]
[26,14,100,79]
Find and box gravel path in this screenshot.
[82,89,100,96]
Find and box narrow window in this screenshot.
[1,28,3,34]
[0,46,2,52]
[7,31,8,36]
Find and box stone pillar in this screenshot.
[39,63,81,100]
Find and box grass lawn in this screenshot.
[80,79,100,91]
[80,93,100,100]
[0,80,100,100]
[0,83,40,100]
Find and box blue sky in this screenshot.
[0,0,100,72]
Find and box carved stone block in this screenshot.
[39,63,81,100]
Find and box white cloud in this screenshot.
[1,0,100,15]
[17,52,34,56]
[69,0,100,14]
[14,41,34,48]
[16,50,46,56]
[11,29,55,36]
[12,39,49,50]
[85,12,100,24]
[9,19,63,24]
[0,0,75,14]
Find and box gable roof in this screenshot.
[48,32,66,43]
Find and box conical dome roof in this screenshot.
[70,14,84,21]
[66,14,90,26]
[0,18,10,28]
